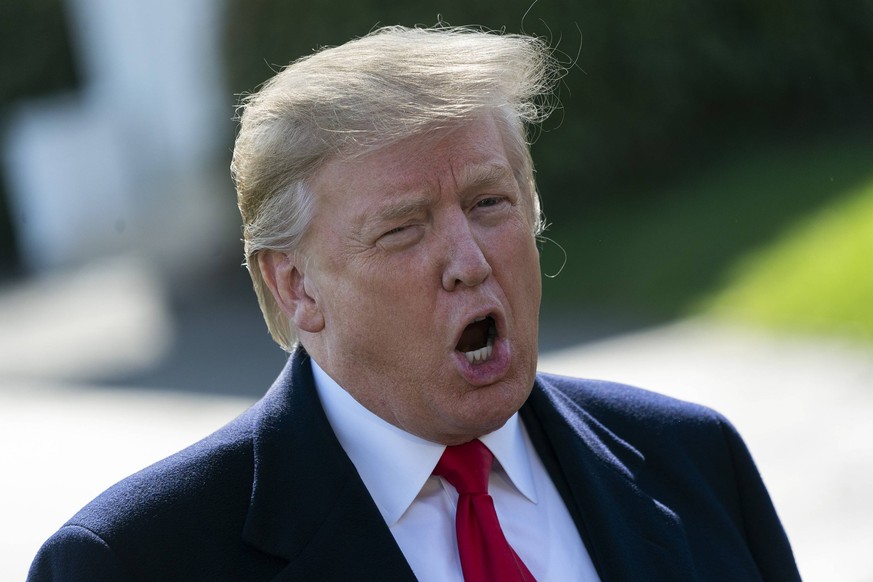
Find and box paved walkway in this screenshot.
[2,261,871,580]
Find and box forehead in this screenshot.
[310,117,516,208]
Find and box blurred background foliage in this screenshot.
[2,0,872,340]
[0,0,80,273]
[0,0,79,105]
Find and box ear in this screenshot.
[258,250,325,333]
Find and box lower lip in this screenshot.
[453,336,511,386]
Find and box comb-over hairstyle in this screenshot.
[232,25,560,350]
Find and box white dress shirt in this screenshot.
[311,360,600,581]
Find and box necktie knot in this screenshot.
[434,440,493,495]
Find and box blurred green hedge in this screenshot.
[0,0,80,272]
[0,0,79,105]
[224,0,873,213]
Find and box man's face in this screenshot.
[297,115,541,444]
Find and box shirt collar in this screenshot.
[310,359,538,526]
[480,413,538,505]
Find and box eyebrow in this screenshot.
[373,195,432,223]
[459,163,518,191]
[361,164,518,231]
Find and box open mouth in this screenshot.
[456,316,497,365]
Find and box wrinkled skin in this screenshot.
[261,115,542,444]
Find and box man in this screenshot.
[29,26,800,581]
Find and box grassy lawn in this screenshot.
[698,169,873,341]
[540,129,873,342]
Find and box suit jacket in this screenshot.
[29,347,800,581]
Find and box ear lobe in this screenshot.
[258,250,325,333]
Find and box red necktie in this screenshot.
[434,440,537,582]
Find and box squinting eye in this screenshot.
[376,223,424,249]
[382,226,406,237]
[476,197,501,208]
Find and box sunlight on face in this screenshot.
[298,115,542,444]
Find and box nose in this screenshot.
[440,213,492,291]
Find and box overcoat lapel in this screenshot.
[522,376,700,581]
[242,349,416,581]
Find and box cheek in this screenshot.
[495,226,541,280]
[327,263,436,338]
[505,238,542,318]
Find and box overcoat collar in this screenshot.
[522,375,700,581]
[241,348,417,580]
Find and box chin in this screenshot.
[460,379,530,432]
